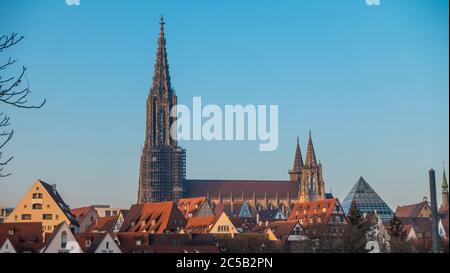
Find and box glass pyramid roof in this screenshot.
[341,177,394,221]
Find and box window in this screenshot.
[218,225,229,232]
[135,238,142,246]
[21,214,32,220]
[32,204,43,210]
[106,242,110,249]
[32,193,43,199]
[105,210,111,217]
[56,215,59,220]
[61,231,68,248]
[43,214,53,220]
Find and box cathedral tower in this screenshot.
[289,132,326,202]
[138,17,186,203]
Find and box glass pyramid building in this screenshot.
[341,177,394,221]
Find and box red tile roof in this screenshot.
[119,202,187,234]
[88,216,117,233]
[71,206,94,221]
[185,216,216,234]
[178,197,208,218]
[288,198,343,231]
[395,201,429,218]
[0,222,44,253]
[115,232,153,253]
[268,221,301,239]
[150,245,220,253]
[398,217,432,234]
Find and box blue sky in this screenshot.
[0,0,448,209]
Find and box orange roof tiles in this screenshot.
[89,216,117,233]
[395,201,429,218]
[185,216,216,233]
[268,221,301,239]
[119,201,186,234]
[289,198,341,227]
[178,197,207,218]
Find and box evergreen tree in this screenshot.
[347,200,363,226]
[389,214,403,238]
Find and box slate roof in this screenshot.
[186,180,298,200]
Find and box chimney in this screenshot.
[231,200,234,216]
[256,213,260,225]
[429,169,441,253]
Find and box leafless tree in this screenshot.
[0,33,46,177]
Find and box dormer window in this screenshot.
[8,229,14,235]
[86,240,91,247]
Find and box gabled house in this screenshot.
[399,217,432,241]
[184,212,238,236]
[75,232,122,253]
[89,216,117,233]
[43,222,83,253]
[71,206,99,233]
[178,197,214,218]
[267,221,307,242]
[115,232,153,253]
[113,210,128,233]
[0,205,13,224]
[289,198,346,236]
[0,222,44,253]
[119,202,186,234]
[214,201,253,218]
[258,208,287,222]
[5,180,79,234]
[395,199,432,218]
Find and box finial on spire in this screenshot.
[297,136,300,145]
[309,130,312,139]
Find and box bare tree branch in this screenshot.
[0,33,46,177]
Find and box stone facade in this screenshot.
[137,16,186,203]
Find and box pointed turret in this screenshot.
[442,169,449,208]
[305,131,317,167]
[292,137,304,171]
[151,15,173,96]
[443,169,448,189]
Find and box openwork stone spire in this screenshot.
[292,137,304,171]
[138,17,186,204]
[305,131,318,167]
[151,16,173,96]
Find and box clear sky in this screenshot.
[0,0,448,210]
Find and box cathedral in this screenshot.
[138,17,327,209]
